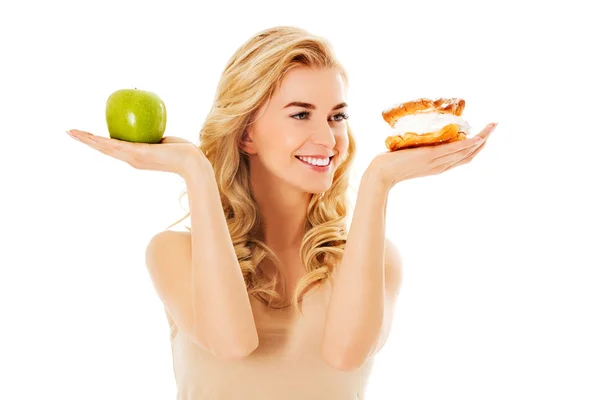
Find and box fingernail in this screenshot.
[490,123,498,131]
[66,130,79,141]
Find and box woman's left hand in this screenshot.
[366,122,497,190]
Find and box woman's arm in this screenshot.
[184,158,259,356]
[321,169,402,370]
[320,122,496,370]
[146,153,258,360]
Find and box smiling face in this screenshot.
[242,67,350,195]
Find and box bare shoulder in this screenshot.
[144,230,197,343]
[144,229,192,296]
[371,238,404,356]
[147,229,190,248]
[145,230,191,272]
[384,237,403,292]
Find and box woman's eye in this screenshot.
[292,111,310,120]
[291,112,349,122]
[332,112,349,122]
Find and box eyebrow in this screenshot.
[283,101,348,111]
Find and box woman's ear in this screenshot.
[239,129,257,155]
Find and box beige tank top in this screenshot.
[163,278,375,399]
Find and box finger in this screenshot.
[430,136,486,168]
[68,129,109,149]
[473,122,498,142]
[431,122,497,161]
[429,136,483,161]
[69,129,140,150]
[68,129,103,142]
[438,133,490,172]
[451,136,489,168]
[70,129,150,153]
[67,130,102,149]
[69,130,137,162]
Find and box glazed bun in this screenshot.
[382,98,471,151]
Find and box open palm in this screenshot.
[66,129,203,176]
[371,122,497,188]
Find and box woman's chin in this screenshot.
[276,169,334,195]
[298,180,333,195]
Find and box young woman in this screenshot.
[67,26,496,399]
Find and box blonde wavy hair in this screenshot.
[167,26,357,315]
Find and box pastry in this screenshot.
[382,98,471,151]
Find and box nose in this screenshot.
[312,124,336,149]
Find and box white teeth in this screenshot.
[298,156,330,166]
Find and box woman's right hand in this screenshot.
[66,129,207,178]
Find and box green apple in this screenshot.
[105,88,167,143]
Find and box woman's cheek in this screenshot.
[336,132,349,155]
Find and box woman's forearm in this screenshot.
[183,156,258,359]
[321,170,389,369]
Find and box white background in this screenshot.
[1,0,598,399]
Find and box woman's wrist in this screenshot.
[362,161,393,194]
[180,147,213,182]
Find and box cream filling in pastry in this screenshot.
[392,112,471,136]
